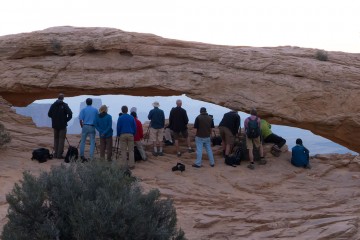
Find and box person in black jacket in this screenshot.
[218,110,241,159]
[169,99,194,157]
[48,93,72,159]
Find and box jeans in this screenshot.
[195,137,215,166]
[80,125,96,159]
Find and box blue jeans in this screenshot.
[80,125,96,158]
[195,137,215,166]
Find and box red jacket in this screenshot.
[134,117,144,141]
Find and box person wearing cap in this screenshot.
[79,98,98,161]
[48,93,72,159]
[117,105,137,169]
[147,101,165,156]
[130,107,137,113]
[168,99,194,157]
[95,105,113,161]
[291,138,311,168]
[192,107,215,168]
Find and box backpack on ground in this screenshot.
[246,117,260,139]
[225,146,241,167]
[64,137,79,163]
[31,148,53,163]
[134,146,142,161]
[64,146,79,163]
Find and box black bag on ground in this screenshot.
[31,148,53,163]
[64,146,79,163]
[134,146,142,161]
[225,149,241,167]
[172,162,185,172]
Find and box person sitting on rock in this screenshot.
[260,119,286,150]
[291,138,311,169]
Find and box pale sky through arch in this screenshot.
[1,0,359,53]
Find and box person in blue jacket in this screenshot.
[95,105,113,161]
[117,105,136,169]
[291,138,311,169]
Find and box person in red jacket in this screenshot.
[131,111,147,161]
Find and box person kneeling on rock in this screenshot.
[291,138,311,169]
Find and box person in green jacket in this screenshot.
[260,119,286,150]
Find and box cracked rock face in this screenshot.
[0,26,360,153]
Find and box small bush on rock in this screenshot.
[315,50,328,61]
[2,161,185,240]
[0,122,11,147]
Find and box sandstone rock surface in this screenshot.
[1,95,360,239]
[0,26,359,152]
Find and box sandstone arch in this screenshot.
[0,26,359,153]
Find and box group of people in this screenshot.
[47,93,311,170]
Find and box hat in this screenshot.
[130,107,137,113]
[200,107,207,113]
[152,101,160,107]
[99,105,108,113]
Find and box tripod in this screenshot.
[113,136,121,160]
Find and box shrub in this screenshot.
[0,122,11,147]
[2,161,186,240]
[315,50,328,61]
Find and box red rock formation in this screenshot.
[0,26,359,153]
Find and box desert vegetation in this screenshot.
[0,122,11,147]
[1,161,185,240]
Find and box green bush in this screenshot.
[0,122,11,147]
[315,50,328,61]
[2,161,185,240]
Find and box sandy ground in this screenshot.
[1,98,360,239]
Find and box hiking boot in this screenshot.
[158,152,164,156]
[259,158,267,165]
[188,148,194,153]
[210,164,215,167]
[80,156,88,162]
[152,151,158,156]
[192,164,201,168]
[305,164,312,169]
[247,163,255,170]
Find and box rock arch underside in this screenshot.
[0,26,360,153]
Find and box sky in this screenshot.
[1,0,359,53]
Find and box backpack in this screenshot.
[64,146,79,163]
[172,162,185,172]
[31,148,53,163]
[225,147,241,167]
[246,117,260,139]
[134,146,142,161]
